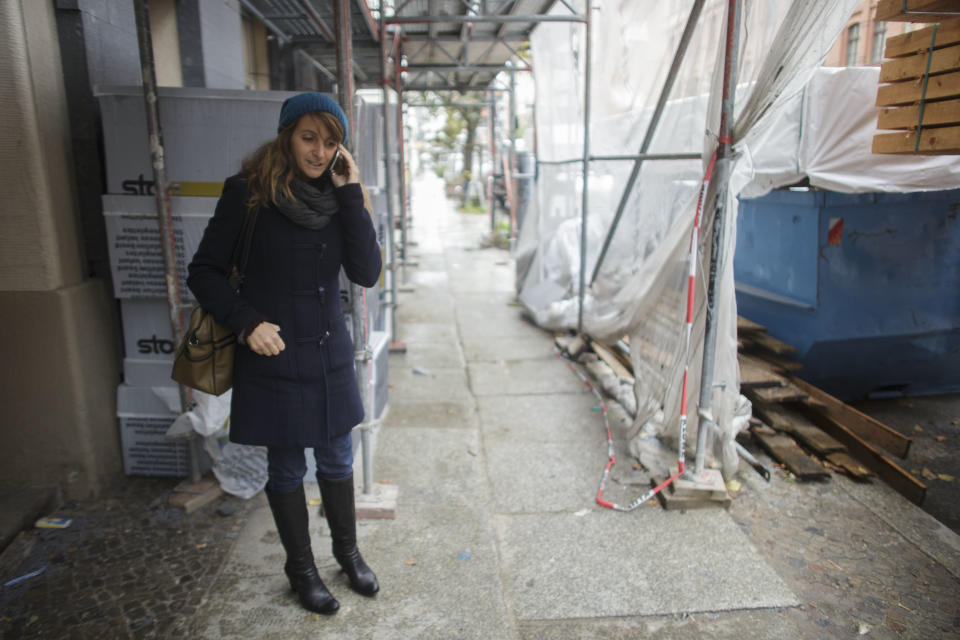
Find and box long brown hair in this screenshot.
[241,111,344,211]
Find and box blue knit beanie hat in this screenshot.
[277,93,349,139]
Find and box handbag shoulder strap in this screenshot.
[228,206,259,284]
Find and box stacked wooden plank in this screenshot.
[877,0,960,22]
[737,316,927,505]
[873,18,960,155]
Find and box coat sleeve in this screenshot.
[335,183,383,288]
[187,175,264,335]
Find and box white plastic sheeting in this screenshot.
[516,0,862,477]
[736,65,960,197]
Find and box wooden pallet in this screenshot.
[751,425,831,481]
[877,0,960,22]
[874,19,960,155]
[737,316,919,493]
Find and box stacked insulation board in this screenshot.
[873,15,960,154]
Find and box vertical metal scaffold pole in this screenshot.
[508,62,517,241]
[589,0,706,286]
[488,88,497,234]
[334,0,374,495]
[379,9,400,348]
[576,2,593,334]
[694,0,741,476]
[393,33,409,285]
[133,0,199,483]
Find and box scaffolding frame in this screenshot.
[144,0,745,498]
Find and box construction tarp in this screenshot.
[515,0,873,477]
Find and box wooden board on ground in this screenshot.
[876,69,960,105]
[877,99,960,130]
[879,43,960,82]
[752,403,846,456]
[748,350,803,373]
[650,477,732,511]
[737,315,766,334]
[872,124,960,154]
[789,376,912,458]
[745,383,808,404]
[751,426,831,481]
[590,340,635,381]
[740,331,798,356]
[884,19,960,58]
[794,402,926,505]
[826,452,876,481]
[877,0,960,22]
[738,352,790,388]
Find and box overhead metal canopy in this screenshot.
[238,0,579,93]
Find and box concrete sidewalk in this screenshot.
[189,175,960,639]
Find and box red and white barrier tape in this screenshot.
[568,150,719,511]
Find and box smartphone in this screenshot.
[327,147,347,176]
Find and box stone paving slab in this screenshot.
[397,302,457,325]
[477,393,610,444]
[463,336,559,362]
[456,306,546,341]
[408,268,449,288]
[469,358,594,396]
[386,366,474,406]
[389,342,465,370]
[373,426,486,506]
[382,400,478,430]
[193,504,509,640]
[517,609,814,640]
[494,509,799,621]
[393,321,459,345]
[484,440,623,514]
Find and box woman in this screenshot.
[187,93,382,615]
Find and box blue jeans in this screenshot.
[266,431,354,492]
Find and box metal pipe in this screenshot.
[402,85,513,92]
[509,61,517,241]
[590,153,701,162]
[237,0,292,45]
[380,9,399,347]
[400,64,531,73]
[394,30,409,285]
[133,0,198,483]
[694,0,741,477]
[386,14,587,24]
[405,102,490,107]
[488,88,496,234]
[576,2,592,333]
[589,0,706,286]
[334,0,373,495]
[294,0,335,41]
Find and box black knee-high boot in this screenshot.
[319,476,380,596]
[266,485,340,614]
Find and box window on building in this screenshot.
[242,13,271,90]
[846,23,861,66]
[872,21,887,64]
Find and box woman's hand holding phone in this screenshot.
[330,145,359,188]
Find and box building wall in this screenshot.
[78,0,141,87]
[824,0,911,67]
[242,13,271,91]
[0,0,122,499]
[150,0,183,87]
[198,0,245,89]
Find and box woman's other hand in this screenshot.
[247,322,286,356]
[331,145,360,187]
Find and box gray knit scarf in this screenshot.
[274,177,339,230]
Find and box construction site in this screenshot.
[1,0,959,638]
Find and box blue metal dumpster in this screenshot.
[734,187,960,400]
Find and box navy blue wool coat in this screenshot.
[187,174,382,447]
